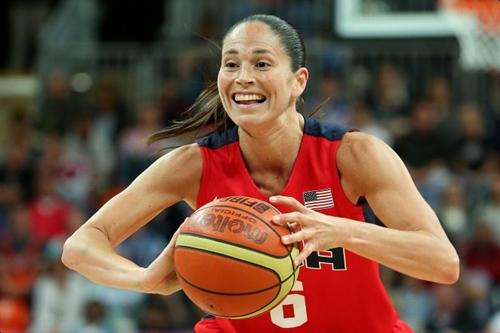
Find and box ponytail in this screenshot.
[147,82,233,144]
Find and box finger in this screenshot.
[269,195,309,213]
[273,211,312,227]
[294,242,316,267]
[288,222,301,232]
[281,230,306,245]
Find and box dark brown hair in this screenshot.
[148,14,306,144]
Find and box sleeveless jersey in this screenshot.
[195,117,408,333]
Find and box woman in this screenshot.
[62,14,459,333]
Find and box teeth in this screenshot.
[234,94,265,102]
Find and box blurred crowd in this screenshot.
[1,1,500,333]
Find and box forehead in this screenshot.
[222,21,286,56]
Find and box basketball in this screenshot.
[174,196,299,319]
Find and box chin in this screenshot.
[230,112,269,130]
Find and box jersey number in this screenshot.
[270,249,346,328]
[270,280,308,328]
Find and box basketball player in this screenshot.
[62,14,459,333]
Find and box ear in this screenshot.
[292,67,309,99]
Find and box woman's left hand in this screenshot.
[269,195,350,267]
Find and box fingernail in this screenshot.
[273,215,281,222]
[269,196,277,202]
[282,236,289,243]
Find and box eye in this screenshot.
[256,61,271,69]
[224,61,239,70]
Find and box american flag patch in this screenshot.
[303,188,334,210]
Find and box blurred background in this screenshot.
[0,0,499,332]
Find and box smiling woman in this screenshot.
[216,20,308,133]
[62,14,459,333]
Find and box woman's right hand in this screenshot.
[139,222,185,295]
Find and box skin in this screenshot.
[62,21,459,297]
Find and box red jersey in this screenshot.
[195,117,411,333]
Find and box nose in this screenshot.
[235,64,254,86]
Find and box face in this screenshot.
[218,21,308,129]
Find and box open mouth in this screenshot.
[232,93,267,105]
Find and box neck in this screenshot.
[238,112,304,174]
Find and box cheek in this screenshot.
[217,71,227,90]
[267,76,293,100]
[217,72,232,102]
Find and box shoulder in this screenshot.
[154,143,202,171]
[143,143,202,203]
[337,132,404,200]
[338,131,385,163]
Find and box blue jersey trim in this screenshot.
[197,116,347,149]
[303,117,347,141]
[197,126,239,149]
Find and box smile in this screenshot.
[232,93,267,105]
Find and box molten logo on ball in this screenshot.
[190,211,269,245]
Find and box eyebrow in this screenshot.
[223,48,273,55]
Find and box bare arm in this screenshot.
[271,132,459,284]
[61,144,201,294]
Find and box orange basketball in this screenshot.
[174,196,299,319]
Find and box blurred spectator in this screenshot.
[118,102,163,184]
[438,180,469,245]
[425,76,458,145]
[394,99,452,208]
[0,228,31,333]
[453,270,495,332]
[367,63,409,122]
[425,284,463,332]
[306,72,350,127]
[394,276,434,332]
[425,76,453,119]
[464,223,500,284]
[117,227,166,268]
[58,113,97,211]
[138,294,172,332]
[453,103,494,171]
[348,100,393,145]
[31,239,92,333]
[0,204,41,299]
[159,78,190,126]
[0,107,35,154]
[475,176,500,244]
[0,257,30,333]
[0,109,36,211]
[86,285,144,332]
[75,300,112,333]
[0,144,32,231]
[37,71,79,136]
[90,79,129,143]
[29,168,73,245]
[138,292,202,331]
[395,99,451,168]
